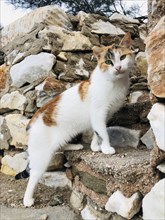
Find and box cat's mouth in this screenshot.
[115,71,125,75]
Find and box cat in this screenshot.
[18,33,135,207]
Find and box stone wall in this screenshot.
[0,5,164,220]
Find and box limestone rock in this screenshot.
[146,16,165,98]
[70,189,84,210]
[10,53,56,87]
[1,152,28,176]
[81,204,111,220]
[150,146,165,168]
[129,91,143,103]
[105,191,142,219]
[110,13,140,24]
[57,52,68,62]
[4,114,29,148]
[0,91,27,113]
[147,103,165,151]
[91,20,125,35]
[75,58,89,78]
[1,5,72,47]
[0,117,11,150]
[140,128,156,149]
[40,172,71,188]
[47,152,66,171]
[39,26,92,51]
[107,126,141,148]
[142,178,165,220]
[135,52,148,76]
[157,162,165,174]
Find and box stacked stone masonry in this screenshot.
[0,4,165,220]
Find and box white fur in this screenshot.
[23,51,134,207]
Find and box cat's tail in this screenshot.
[15,164,30,180]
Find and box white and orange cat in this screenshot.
[18,33,135,207]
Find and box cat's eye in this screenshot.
[105,60,114,65]
[120,55,126,60]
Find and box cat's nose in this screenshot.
[115,66,122,72]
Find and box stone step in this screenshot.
[65,147,160,208]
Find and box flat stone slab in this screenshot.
[0,205,79,220]
[65,147,160,204]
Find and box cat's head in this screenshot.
[93,33,135,80]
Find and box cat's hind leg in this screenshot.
[23,125,57,207]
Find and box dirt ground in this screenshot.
[0,172,71,209]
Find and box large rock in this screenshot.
[140,128,156,149]
[10,52,56,87]
[146,16,165,98]
[147,103,165,151]
[105,191,142,219]
[110,13,140,24]
[1,6,72,47]
[91,20,125,35]
[142,178,165,220]
[1,152,28,176]
[39,26,92,51]
[135,52,148,76]
[4,114,29,148]
[40,172,71,188]
[0,91,26,113]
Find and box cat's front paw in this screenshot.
[101,146,115,155]
[91,143,101,152]
[23,197,35,207]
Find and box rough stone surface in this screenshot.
[39,172,71,188]
[39,26,92,51]
[10,52,56,87]
[110,13,140,24]
[1,152,28,176]
[4,114,29,148]
[148,0,165,31]
[47,152,66,171]
[105,191,142,219]
[135,52,148,76]
[150,146,165,168]
[146,16,165,98]
[0,91,27,113]
[148,103,165,151]
[1,5,72,47]
[70,189,84,210]
[140,128,156,149]
[0,205,79,220]
[65,148,160,201]
[142,178,165,220]
[91,20,125,35]
[107,126,141,148]
[81,204,111,220]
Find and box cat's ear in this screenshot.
[92,46,104,60]
[119,33,131,48]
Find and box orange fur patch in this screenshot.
[78,80,90,101]
[27,94,62,129]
